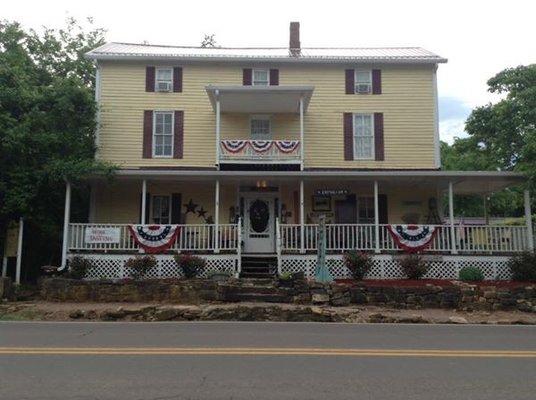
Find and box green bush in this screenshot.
[343,251,373,280]
[508,251,536,281]
[399,253,428,280]
[68,256,92,279]
[124,255,157,280]
[459,266,484,282]
[174,253,206,279]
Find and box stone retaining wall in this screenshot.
[39,278,536,313]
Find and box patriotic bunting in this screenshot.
[387,225,437,252]
[249,140,273,153]
[221,140,248,153]
[274,140,300,153]
[128,225,180,253]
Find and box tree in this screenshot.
[440,64,536,217]
[200,34,217,48]
[0,19,114,279]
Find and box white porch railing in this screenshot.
[68,223,240,253]
[279,223,530,254]
[219,139,301,163]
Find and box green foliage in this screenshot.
[68,256,92,279]
[508,251,536,281]
[174,253,206,279]
[343,251,372,280]
[279,272,293,280]
[458,266,484,282]
[0,19,116,277]
[124,255,157,280]
[399,254,428,280]
[440,64,536,217]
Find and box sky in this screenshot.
[3,0,535,143]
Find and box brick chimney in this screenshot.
[289,22,301,56]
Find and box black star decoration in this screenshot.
[184,199,198,214]
[196,207,207,218]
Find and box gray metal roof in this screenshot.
[86,42,447,64]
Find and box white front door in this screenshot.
[243,196,275,253]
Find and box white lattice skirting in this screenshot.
[69,253,239,280]
[280,255,512,280]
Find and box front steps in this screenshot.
[240,256,277,279]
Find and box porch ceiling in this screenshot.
[91,169,525,194]
[205,85,314,113]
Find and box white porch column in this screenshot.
[299,96,304,171]
[141,179,147,224]
[60,181,71,270]
[214,179,220,253]
[524,190,534,250]
[15,217,23,285]
[1,256,7,278]
[215,90,221,169]
[448,181,458,254]
[374,181,380,253]
[300,179,305,254]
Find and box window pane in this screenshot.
[356,70,371,83]
[156,69,172,81]
[163,145,172,156]
[163,135,172,145]
[253,69,269,85]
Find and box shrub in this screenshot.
[508,251,536,281]
[68,256,92,279]
[124,255,157,280]
[459,266,484,282]
[174,253,206,279]
[343,251,373,280]
[399,253,428,280]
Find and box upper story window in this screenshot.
[153,111,174,157]
[355,70,372,94]
[353,113,374,160]
[250,115,271,139]
[155,67,173,92]
[152,195,171,224]
[358,197,374,223]
[252,69,269,86]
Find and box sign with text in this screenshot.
[315,189,349,196]
[84,227,121,244]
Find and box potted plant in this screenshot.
[174,253,206,279]
[343,251,372,280]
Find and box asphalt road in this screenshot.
[1,321,536,400]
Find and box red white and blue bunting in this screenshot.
[128,225,180,254]
[274,140,300,153]
[221,140,248,153]
[249,140,273,153]
[387,225,437,252]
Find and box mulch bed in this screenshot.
[335,279,535,289]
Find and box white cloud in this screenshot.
[440,119,468,144]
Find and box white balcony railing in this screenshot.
[68,223,240,253]
[279,223,530,254]
[219,139,301,163]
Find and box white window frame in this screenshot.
[249,115,272,140]
[353,113,375,160]
[355,69,372,94]
[155,67,173,92]
[357,196,375,224]
[252,68,270,86]
[152,111,174,158]
[151,195,172,224]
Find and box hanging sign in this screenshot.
[128,225,180,253]
[85,227,120,244]
[387,225,437,252]
[315,189,349,196]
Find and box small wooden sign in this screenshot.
[315,189,349,196]
[85,227,120,244]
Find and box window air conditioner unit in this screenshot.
[356,84,371,94]
[157,82,171,92]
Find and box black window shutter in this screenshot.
[343,113,354,160]
[173,67,182,92]
[374,113,385,161]
[269,69,279,86]
[171,193,182,224]
[372,69,382,94]
[345,69,355,94]
[378,194,388,224]
[243,69,252,85]
[146,67,155,92]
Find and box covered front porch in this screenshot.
[62,170,533,280]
